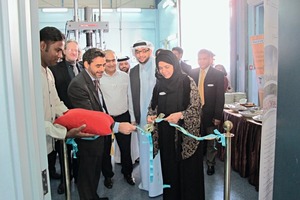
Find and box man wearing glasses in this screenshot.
[128,40,163,197]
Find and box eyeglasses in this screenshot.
[135,49,150,54]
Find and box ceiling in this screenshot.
[38,0,157,9]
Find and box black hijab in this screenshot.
[152,50,190,115]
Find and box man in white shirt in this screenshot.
[40,27,95,191]
[49,39,84,194]
[40,27,93,155]
[101,50,135,187]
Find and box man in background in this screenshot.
[189,49,225,176]
[172,46,192,74]
[117,56,131,73]
[100,50,135,187]
[115,55,140,165]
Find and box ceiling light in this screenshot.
[93,9,114,13]
[42,8,68,13]
[117,8,142,13]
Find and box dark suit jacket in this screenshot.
[49,60,83,109]
[189,66,225,128]
[67,69,105,156]
[129,64,141,124]
[180,61,192,75]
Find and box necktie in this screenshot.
[198,69,206,106]
[72,64,79,76]
[94,79,100,93]
[93,80,107,113]
[68,65,75,79]
[93,79,113,154]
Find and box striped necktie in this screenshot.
[93,80,107,113]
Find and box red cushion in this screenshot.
[54,108,114,136]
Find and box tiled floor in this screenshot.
[50,157,258,200]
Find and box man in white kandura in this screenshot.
[128,40,163,197]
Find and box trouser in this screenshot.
[202,125,218,167]
[76,137,105,200]
[102,135,114,178]
[112,111,133,176]
[48,139,61,175]
[57,140,78,183]
[77,154,102,200]
[48,149,58,175]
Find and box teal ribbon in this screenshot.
[155,118,226,147]
[66,136,100,159]
[135,115,226,186]
[66,138,78,158]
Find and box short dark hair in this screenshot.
[83,48,106,64]
[198,49,215,57]
[40,26,65,43]
[172,47,183,54]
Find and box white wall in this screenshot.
[180,0,230,69]
[0,0,50,199]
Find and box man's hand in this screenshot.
[118,122,136,135]
[66,124,96,138]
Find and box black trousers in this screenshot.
[76,137,105,200]
[56,140,78,183]
[101,135,114,178]
[48,145,58,175]
[112,111,133,176]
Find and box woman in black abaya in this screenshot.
[147,49,205,200]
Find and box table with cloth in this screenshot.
[217,109,261,191]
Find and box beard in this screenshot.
[138,57,150,64]
[121,68,129,73]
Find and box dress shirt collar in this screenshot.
[103,70,118,77]
[85,69,99,82]
[201,65,211,73]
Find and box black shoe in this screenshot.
[99,198,109,200]
[104,177,113,189]
[50,172,61,180]
[207,166,215,175]
[124,174,135,185]
[57,183,65,195]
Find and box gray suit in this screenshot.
[68,69,113,199]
